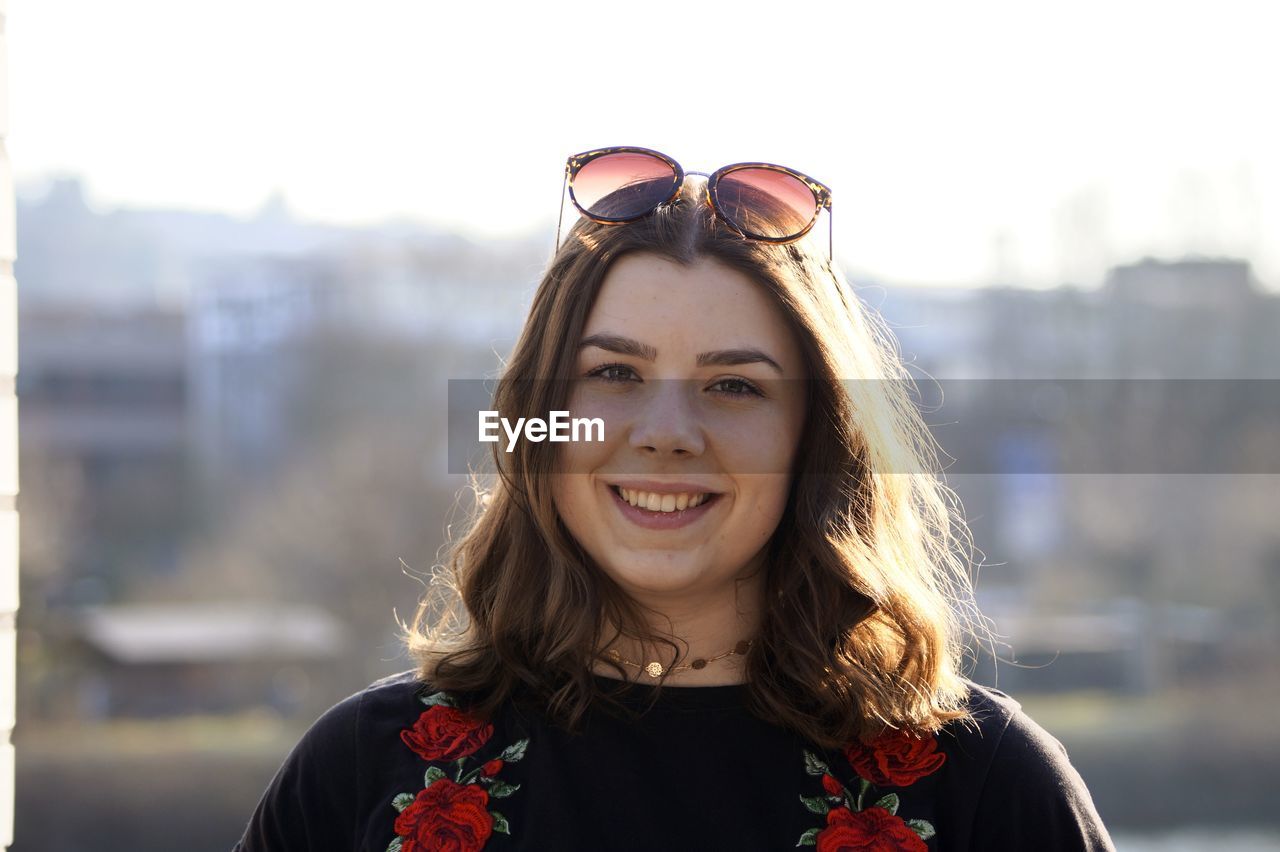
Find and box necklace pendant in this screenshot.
[644,662,664,678]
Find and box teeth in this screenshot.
[617,487,711,513]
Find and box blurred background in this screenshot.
[7,0,1280,849]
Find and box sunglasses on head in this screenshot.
[554,146,833,261]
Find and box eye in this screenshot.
[584,364,764,398]
[585,362,639,383]
[708,377,764,398]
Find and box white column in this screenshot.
[0,0,17,846]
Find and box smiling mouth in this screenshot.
[609,485,719,514]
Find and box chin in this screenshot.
[602,555,713,598]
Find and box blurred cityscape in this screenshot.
[13,177,1280,850]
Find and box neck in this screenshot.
[592,569,765,687]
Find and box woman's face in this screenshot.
[551,252,808,606]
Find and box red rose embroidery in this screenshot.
[817,806,927,852]
[821,774,844,796]
[481,759,504,777]
[401,705,494,762]
[843,728,946,787]
[394,778,492,852]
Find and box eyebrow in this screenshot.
[577,333,784,374]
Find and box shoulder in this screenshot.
[233,670,434,852]
[939,679,1081,773]
[936,680,1116,850]
[949,680,1088,797]
[281,669,433,758]
[940,679,1025,759]
[347,668,440,726]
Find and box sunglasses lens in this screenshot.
[714,168,819,240]
[572,152,679,220]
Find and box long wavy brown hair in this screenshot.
[403,177,983,748]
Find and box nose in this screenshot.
[628,380,706,457]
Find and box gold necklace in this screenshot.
[605,639,753,679]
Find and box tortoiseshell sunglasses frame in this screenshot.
[554,145,833,261]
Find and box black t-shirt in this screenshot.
[234,670,1114,851]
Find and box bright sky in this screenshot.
[8,0,1279,288]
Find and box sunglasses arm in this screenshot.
[554,168,568,254]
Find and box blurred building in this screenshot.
[18,308,190,592]
[874,257,1280,693]
[71,603,346,717]
[1101,257,1276,378]
[186,238,530,510]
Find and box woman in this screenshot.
[236,147,1114,851]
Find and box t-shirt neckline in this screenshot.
[589,672,750,711]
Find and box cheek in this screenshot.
[755,475,793,524]
[551,473,590,520]
[551,419,612,481]
[713,414,805,476]
[726,475,792,549]
[556,399,626,476]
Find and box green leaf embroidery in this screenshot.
[424,766,447,787]
[796,827,820,846]
[488,780,521,799]
[799,794,829,815]
[802,750,830,777]
[874,793,900,815]
[491,811,510,835]
[385,837,403,852]
[907,819,937,840]
[391,793,414,813]
[419,691,455,708]
[856,777,871,810]
[499,738,530,763]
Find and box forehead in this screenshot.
[583,253,803,363]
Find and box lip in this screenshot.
[606,479,723,496]
[606,482,721,530]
